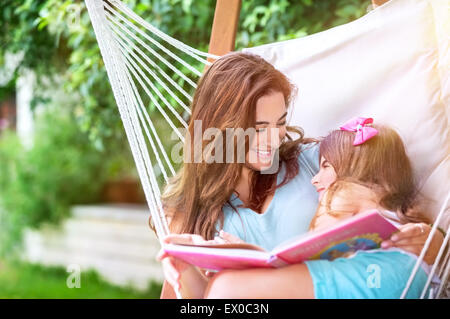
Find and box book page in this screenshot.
[173,241,266,252]
[163,244,272,270]
[271,210,398,263]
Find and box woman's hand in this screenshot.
[217,230,245,244]
[157,231,247,285]
[203,230,246,278]
[157,234,212,291]
[381,223,444,265]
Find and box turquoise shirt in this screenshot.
[304,249,430,299]
[219,143,320,251]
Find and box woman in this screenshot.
[158,52,444,298]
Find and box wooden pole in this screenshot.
[207,0,242,61]
[371,0,390,7]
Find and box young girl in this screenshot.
[309,117,426,232]
[159,117,436,299]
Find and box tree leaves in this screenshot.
[0,0,370,145]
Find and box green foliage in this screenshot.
[0,0,370,145]
[0,108,112,256]
[0,0,66,77]
[237,0,370,47]
[0,258,162,298]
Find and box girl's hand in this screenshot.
[381,223,444,265]
[157,234,211,290]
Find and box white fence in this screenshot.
[22,204,164,291]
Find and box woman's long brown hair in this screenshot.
[160,52,314,239]
[319,125,429,224]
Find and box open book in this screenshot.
[163,210,399,270]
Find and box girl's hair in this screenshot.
[319,125,428,224]
[160,52,315,239]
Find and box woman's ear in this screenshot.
[164,207,183,234]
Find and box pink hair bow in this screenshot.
[340,117,378,146]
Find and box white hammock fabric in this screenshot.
[85,0,449,299]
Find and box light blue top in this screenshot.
[217,142,429,299]
[304,249,429,299]
[218,143,320,251]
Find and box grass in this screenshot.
[0,258,162,299]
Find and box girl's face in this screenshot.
[246,91,287,172]
[309,156,340,231]
[311,156,337,201]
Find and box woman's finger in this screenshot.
[381,239,394,249]
[386,243,425,249]
[390,237,430,247]
[161,261,176,286]
[162,258,181,288]
[381,235,428,249]
[156,249,168,261]
[390,223,430,241]
[219,230,244,243]
[162,257,177,276]
[213,236,226,244]
[163,233,208,245]
[388,244,426,257]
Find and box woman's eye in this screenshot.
[256,128,266,132]
[277,121,286,126]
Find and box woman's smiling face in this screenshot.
[311,156,337,201]
[246,91,287,172]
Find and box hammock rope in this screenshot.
[104,3,196,103]
[110,16,194,109]
[86,0,176,243]
[400,192,450,299]
[85,0,449,299]
[105,3,203,81]
[108,0,220,61]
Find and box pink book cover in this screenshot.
[163,210,398,271]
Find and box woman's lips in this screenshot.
[253,149,273,160]
[317,188,325,201]
[317,187,325,199]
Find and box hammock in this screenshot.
[85,0,449,299]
